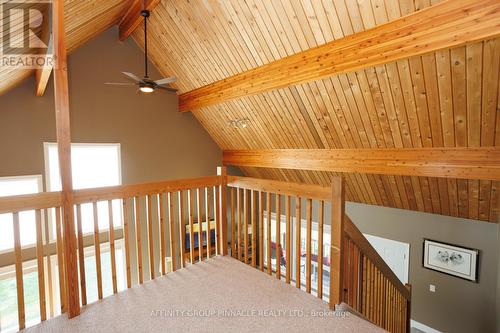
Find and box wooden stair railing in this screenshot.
[0,172,227,332]
[227,175,411,333]
[342,216,411,333]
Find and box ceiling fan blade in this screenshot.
[104,82,136,86]
[156,86,178,93]
[122,72,142,82]
[154,76,177,85]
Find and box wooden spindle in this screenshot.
[147,195,155,279]
[348,238,353,305]
[159,194,166,275]
[251,190,257,268]
[76,204,87,303]
[122,199,132,288]
[108,200,118,294]
[214,186,220,255]
[230,188,235,258]
[366,261,371,320]
[134,197,143,284]
[295,197,301,289]
[43,209,54,317]
[168,192,176,271]
[258,191,264,271]
[276,194,281,280]
[237,188,242,261]
[35,209,47,321]
[317,200,324,299]
[13,212,25,329]
[187,190,195,264]
[55,207,66,312]
[305,198,312,293]
[197,189,204,261]
[362,256,367,315]
[93,202,103,299]
[243,189,249,264]
[205,188,211,259]
[285,195,291,284]
[178,191,186,268]
[266,192,272,275]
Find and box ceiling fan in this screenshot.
[105,9,177,94]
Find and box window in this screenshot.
[0,175,43,331]
[0,175,43,251]
[44,142,126,303]
[44,143,123,234]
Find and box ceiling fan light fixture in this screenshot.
[139,83,154,93]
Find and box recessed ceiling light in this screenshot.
[228,118,250,129]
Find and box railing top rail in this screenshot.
[0,192,62,214]
[227,175,330,201]
[0,175,221,214]
[73,175,220,204]
[344,215,411,300]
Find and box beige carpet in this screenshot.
[25,256,384,333]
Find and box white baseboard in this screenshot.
[410,320,442,333]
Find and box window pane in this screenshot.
[46,144,122,234]
[0,262,41,331]
[47,144,121,191]
[0,176,41,250]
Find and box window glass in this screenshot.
[45,143,122,234]
[0,176,42,251]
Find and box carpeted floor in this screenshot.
[25,256,384,333]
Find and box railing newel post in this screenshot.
[330,176,345,309]
[217,166,228,256]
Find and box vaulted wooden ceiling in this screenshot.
[0,0,131,94]
[1,0,498,223]
[133,0,499,223]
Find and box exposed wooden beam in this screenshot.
[118,0,161,41]
[35,6,52,97]
[52,0,80,318]
[35,36,53,96]
[179,0,500,112]
[223,148,500,181]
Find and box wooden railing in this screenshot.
[0,174,226,332]
[227,175,411,333]
[0,172,409,332]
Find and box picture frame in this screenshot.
[422,239,479,282]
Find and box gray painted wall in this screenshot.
[347,202,498,333]
[0,26,221,184]
[0,27,222,285]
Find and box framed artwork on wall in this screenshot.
[422,239,479,282]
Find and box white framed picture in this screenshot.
[423,239,479,282]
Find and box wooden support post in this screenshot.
[330,177,345,309]
[52,0,80,318]
[405,284,412,333]
[217,167,228,255]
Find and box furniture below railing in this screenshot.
[227,175,411,333]
[0,174,226,332]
